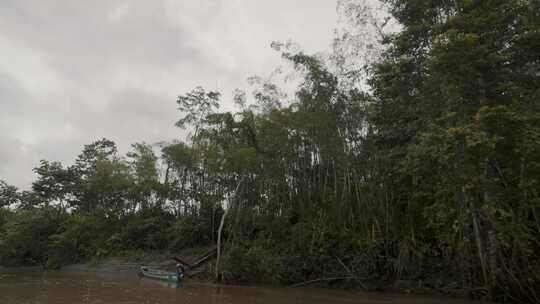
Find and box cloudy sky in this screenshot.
[0,0,338,189]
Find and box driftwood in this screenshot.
[191,247,217,268]
[335,256,367,290]
[172,246,218,270]
[171,256,192,268]
[215,179,244,280]
[288,276,354,288]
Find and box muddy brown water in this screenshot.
[0,270,480,304]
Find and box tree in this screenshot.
[0,207,64,267]
[0,181,18,208]
[32,161,76,210]
[71,138,124,214]
[127,143,160,210]
[369,0,540,301]
[176,86,220,133]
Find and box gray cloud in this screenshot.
[0,0,337,189]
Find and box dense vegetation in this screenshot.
[1,0,539,302]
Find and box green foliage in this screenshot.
[1,1,538,302]
[368,0,540,301]
[176,86,220,130]
[0,208,11,236]
[0,208,64,267]
[169,214,212,251]
[110,210,174,251]
[55,214,111,260]
[32,160,76,207]
[46,231,78,269]
[0,181,19,208]
[222,242,284,284]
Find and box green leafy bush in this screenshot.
[0,208,63,266]
[222,242,283,284]
[169,214,211,251]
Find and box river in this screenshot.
[0,270,480,304]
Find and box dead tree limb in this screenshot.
[288,276,354,288]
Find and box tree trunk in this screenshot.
[215,178,244,281]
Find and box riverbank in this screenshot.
[0,248,475,302]
[57,247,212,276]
[0,265,473,303]
[0,269,482,304]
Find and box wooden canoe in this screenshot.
[140,266,181,282]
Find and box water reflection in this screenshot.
[0,270,479,304]
[139,276,180,289]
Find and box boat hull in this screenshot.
[140,266,180,282]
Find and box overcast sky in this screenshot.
[0,0,338,189]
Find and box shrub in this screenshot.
[221,242,283,284]
[110,211,173,251]
[169,214,211,251]
[0,208,64,266]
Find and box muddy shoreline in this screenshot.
[0,259,474,302]
[0,269,481,304]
